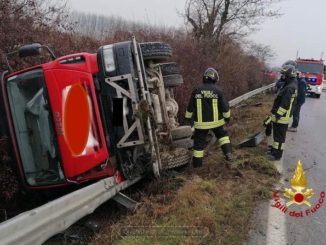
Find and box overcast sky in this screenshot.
[67,0,326,66]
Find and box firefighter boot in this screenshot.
[225,153,233,161]
[192,157,203,168]
[267,148,282,161]
[266,145,273,154]
[288,127,297,132]
[221,143,233,161]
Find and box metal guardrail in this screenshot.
[0,176,141,245]
[0,82,275,245]
[229,82,275,107]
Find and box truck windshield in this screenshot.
[6,69,65,186]
[297,63,323,74]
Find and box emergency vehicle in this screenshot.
[296,58,325,98]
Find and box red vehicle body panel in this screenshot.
[44,53,108,178]
[2,53,114,189]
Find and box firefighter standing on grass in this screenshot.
[185,68,232,168]
[264,64,298,161]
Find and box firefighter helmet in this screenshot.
[203,68,219,83]
[280,65,296,78]
[282,60,297,68]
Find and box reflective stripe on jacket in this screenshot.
[271,78,298,124]
[185,83,230,129]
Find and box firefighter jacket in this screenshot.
[297,77,307,105]
[185,83,230,129]
[271,77,298,124]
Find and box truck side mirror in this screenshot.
[18,43,42,58]
[5,44,56,72]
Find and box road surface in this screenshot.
[248,93,326,245]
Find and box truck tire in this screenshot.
[160,62,181,76]
[163,74,183,87]
[160,148,191,169]
[172,138,193,149]
[171,126,193,140]
[140,42,172,61]
[315,94,321,99]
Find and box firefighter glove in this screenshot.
[263,115,272,127]
[265,122,272,136]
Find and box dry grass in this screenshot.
[91,92,279,245]
[228,92,274,144]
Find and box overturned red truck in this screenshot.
[0,37,192,190]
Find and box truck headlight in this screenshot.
[102,45,115,73]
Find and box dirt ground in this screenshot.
[82,92,280,245]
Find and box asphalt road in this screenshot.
[248,92,326,245]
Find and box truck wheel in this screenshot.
[160,148,191,169]
[160,62,181,76]
[140,42,172,61]
[171,126,192,140]
[163,74,183,87]
[172,138,193,149]
[315,94,321,98]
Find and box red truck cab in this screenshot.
[1,50,114,189]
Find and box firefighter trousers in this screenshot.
[291,103,303,128]
[271,123,288,159]
[193,127,232,167]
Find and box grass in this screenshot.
[228,92,274,145]
[91,92,279,245]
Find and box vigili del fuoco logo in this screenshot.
[273,160,325,217]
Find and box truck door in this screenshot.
[44,59,108,178]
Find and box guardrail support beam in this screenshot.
[113,192,140,211]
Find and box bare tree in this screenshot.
[0,0,70,69]
[249,43,275,65]
[185,0,281,46]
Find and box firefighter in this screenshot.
[264,64,298,161]
[185,68,232,168]
[288,70,307,132]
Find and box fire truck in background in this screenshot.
[296,58,325,98]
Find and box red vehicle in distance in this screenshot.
[296,58,325,98]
